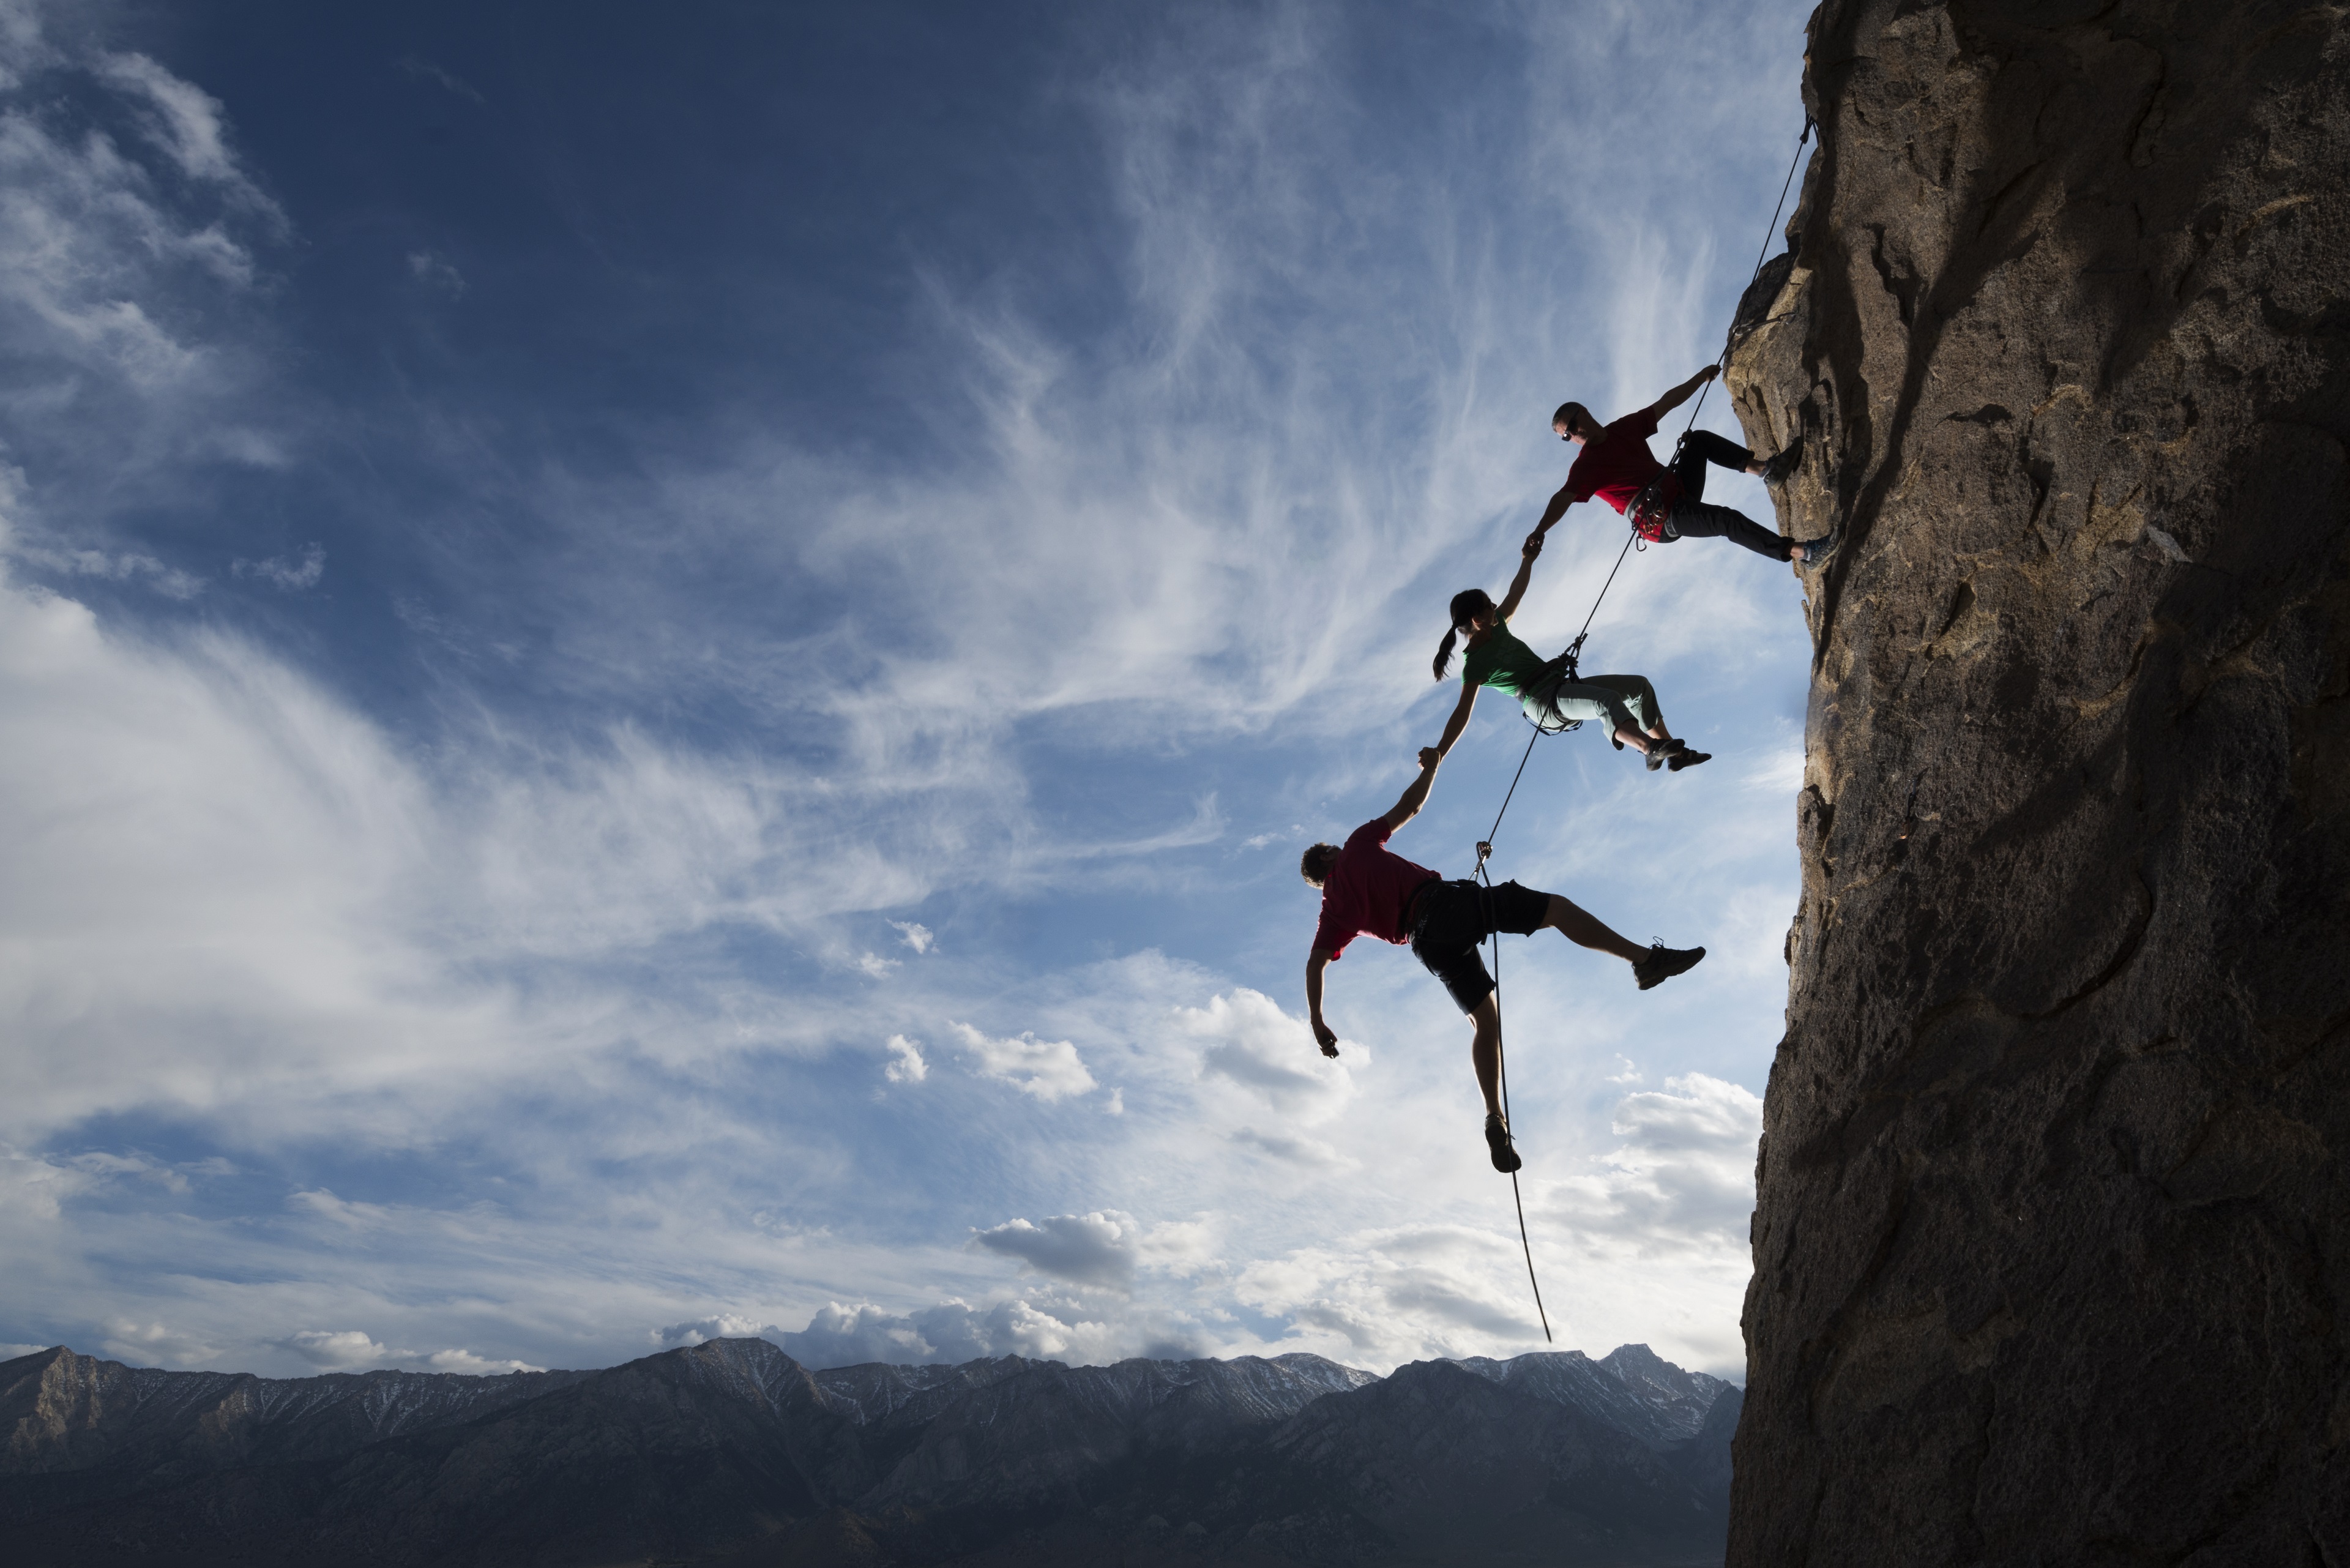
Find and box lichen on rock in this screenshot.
[1725,1,2350,1562]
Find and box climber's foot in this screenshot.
[1634,944,1706,991]
[1759,445,1804,486]
[1794,528,1841,571]
[1485,1114,1522,1174]
[1666,746,1712,772]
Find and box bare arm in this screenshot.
[1494,530,1543,621]
[1382,747,1444,830]
[1535,481,1576,534]
[1307,947,1337,1055]
[1647,363,1720,419]
[1434,683,1479,759]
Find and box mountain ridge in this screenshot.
[0,1338,1736,1566]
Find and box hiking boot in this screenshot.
[1485,1114,1523,1174]
[1795,527,1841,571]
[1666,746,1712,772]
[1633,943,1706,990]
[1758,445,1804,486]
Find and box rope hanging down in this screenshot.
[1469,113,1815,1343]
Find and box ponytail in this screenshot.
[1435,588,1494,681]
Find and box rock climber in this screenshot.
[1539,365,1839,567]
[1302,746,1706,1173]
[1433,529,1709,772]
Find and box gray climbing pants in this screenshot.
[1518,670,1662,736]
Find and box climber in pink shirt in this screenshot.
[1539,365,1839,568]
[1302,747,1704,1173]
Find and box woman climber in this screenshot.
[1431,531,1710,772]
[1538,364,1839,568]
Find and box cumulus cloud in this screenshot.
[774,1298,1117,1368]
[1176,988,1354,1127]
[972,1211,1138,1290]
[949,1021,1098,1102]
[883,1034,928,1084]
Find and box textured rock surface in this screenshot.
[1724,1,2350,1562]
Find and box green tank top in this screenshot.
[1459,619,1549,696]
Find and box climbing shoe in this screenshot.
[1643,744,1667,772]
[1795,527,1841,571]
[1758,444,1804,486]
[1666,746,1712,772]
[1485,1114,1523,1174]
[1634,943,1706,990]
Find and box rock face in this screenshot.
[1724,1,2350,1562]
[1,1339,1736,1566]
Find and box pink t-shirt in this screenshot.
[1564,406,1679,515]
[1312,819,1441,958]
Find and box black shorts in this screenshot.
[1408,879,1552,1014]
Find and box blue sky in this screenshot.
[0,0,1813,1381]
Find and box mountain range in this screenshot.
[0,1337,1736,1566]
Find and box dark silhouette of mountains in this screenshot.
[0,1337,1736,1566]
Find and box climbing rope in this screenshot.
[1466,113,1816,1342]
[1477,870,1552,1343]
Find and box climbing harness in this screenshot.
[1469,112,1817,1342]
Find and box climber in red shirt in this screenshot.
[1536,365,1840,569]
[1302,747,1704,1173]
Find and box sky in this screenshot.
[0,0,1817,1383]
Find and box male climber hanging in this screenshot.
[1432,529,1710,771]
[1539,365,1838,567]
[1301,747,1704,1173]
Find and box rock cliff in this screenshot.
[1725,1,2350,1562]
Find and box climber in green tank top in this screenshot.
[1430,532,1710,772]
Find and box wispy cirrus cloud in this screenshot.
[0,0,1811,1386]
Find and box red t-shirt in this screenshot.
[1564,406,1679,514]
[1312,819,1441,958]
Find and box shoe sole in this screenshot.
[1635,946,1706,990]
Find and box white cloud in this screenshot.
[0,0,1809,1389]
[279,1328,539,1375]
[971,1211,1138,1290]
[406,248,465,296]
[883,1034,927,1084]
[948,1021,1097,1102]
[1742,745,1805,792]
[1176,988,1355,1130]
[233,543,323,591]
[396,54,485,105]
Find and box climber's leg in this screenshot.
[1671,430,1755,501]
[1666,498,1794,561]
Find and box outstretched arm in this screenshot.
[1535,481,1577,534]
[1494,529,1543,621]
[1434,683,1480,760]
[1382,747,1444,830]
[1306,947,1337,1056]
[1647,363,1720,418]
